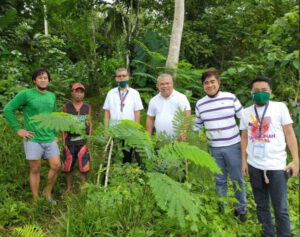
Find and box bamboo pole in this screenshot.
[104,139,114,189]
[96,136,112,184]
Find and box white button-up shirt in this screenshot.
[147,89,191,137]
[103,87,143,125]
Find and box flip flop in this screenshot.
[48,198,58,205]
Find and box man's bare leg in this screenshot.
[66,173,73,193]
[43,156,60,202]
[80,173,87,185]
[29,160,41,203]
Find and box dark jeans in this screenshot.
[121,140,141,165]
[248,164,290,237]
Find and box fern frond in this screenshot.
[30,112,86,135]
[147,172,199,228]
[158,142,221,174]
[172,108,195,139]
[109,120,154,158]
[14,225,45,237]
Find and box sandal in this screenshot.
[48,198,58,205]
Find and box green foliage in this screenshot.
[109,120,154,159]
[30,112,87,135]
[0,1,299,235]
[147,172,199,231]
[158,142,221,174]
[14,225,45,237]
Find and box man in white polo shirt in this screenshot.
[103,68,143,164]
[146,73,191,139]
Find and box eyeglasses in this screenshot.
[116,74,128,78]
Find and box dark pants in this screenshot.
[121,140,141,165]
[248,164,290,237]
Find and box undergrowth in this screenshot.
[0,113,298,236]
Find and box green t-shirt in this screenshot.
[3,88,57,143]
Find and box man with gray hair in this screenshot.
[103,68,143,164]
[146,73,191,139]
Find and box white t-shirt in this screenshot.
[147,89,191,137]
[103,87,143,125]
[240,101,293,170]
[194,91,243,147]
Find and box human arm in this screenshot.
[283,124,299,177]
[134,91,143,124]
[146,116,155,137]
[179,110,191,141]
[241,129,249,176]
[88,105,93,136]
[134,110,141,123]
[193,105,203,131]
[3,90,34,139]
[87,105,93,149]
[53,96,59,142]
[233,95,243,119]
[62,104,67,149]
[104,110,110,128]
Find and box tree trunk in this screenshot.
[166,0,184,71]
[43,4,48,35]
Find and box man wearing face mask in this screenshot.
[240,76,298,236]
[194,69,246,222]
[103,68,143,164]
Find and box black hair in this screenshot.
[201,69,220,84]
[251,76,272,89]
[32,68,51,82]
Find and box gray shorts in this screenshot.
[23,140,60,160]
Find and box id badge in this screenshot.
[253,142,265,158]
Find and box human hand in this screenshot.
[178,134,187,142]
[87,141,93,150]
[241,161,249,177]
[284,161,299,178]
[55,137,59,143]
[17,129,34,140]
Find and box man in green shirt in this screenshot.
[4,68,60,204]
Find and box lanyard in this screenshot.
[118,88,129,112]
[254,103,269,138]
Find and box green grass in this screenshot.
[0,116,298,237]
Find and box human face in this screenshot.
[251,81,272,106]
[251,81,272,94]
[115,71,129,82]
[72,88,85,102]
[157,76,173,98]
[203,76,220,97]
[34,72,49,92]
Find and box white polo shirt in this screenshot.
[103,87,143,125]
[147,89,191,137]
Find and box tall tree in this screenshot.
[166,0,184,71]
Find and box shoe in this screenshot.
[218,203,224,214]
[234,209,246,222]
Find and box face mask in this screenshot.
[117,80,129,88]
[252,91,270,105]
[206,89,219,98]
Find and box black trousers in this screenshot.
[121,140,141,166]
